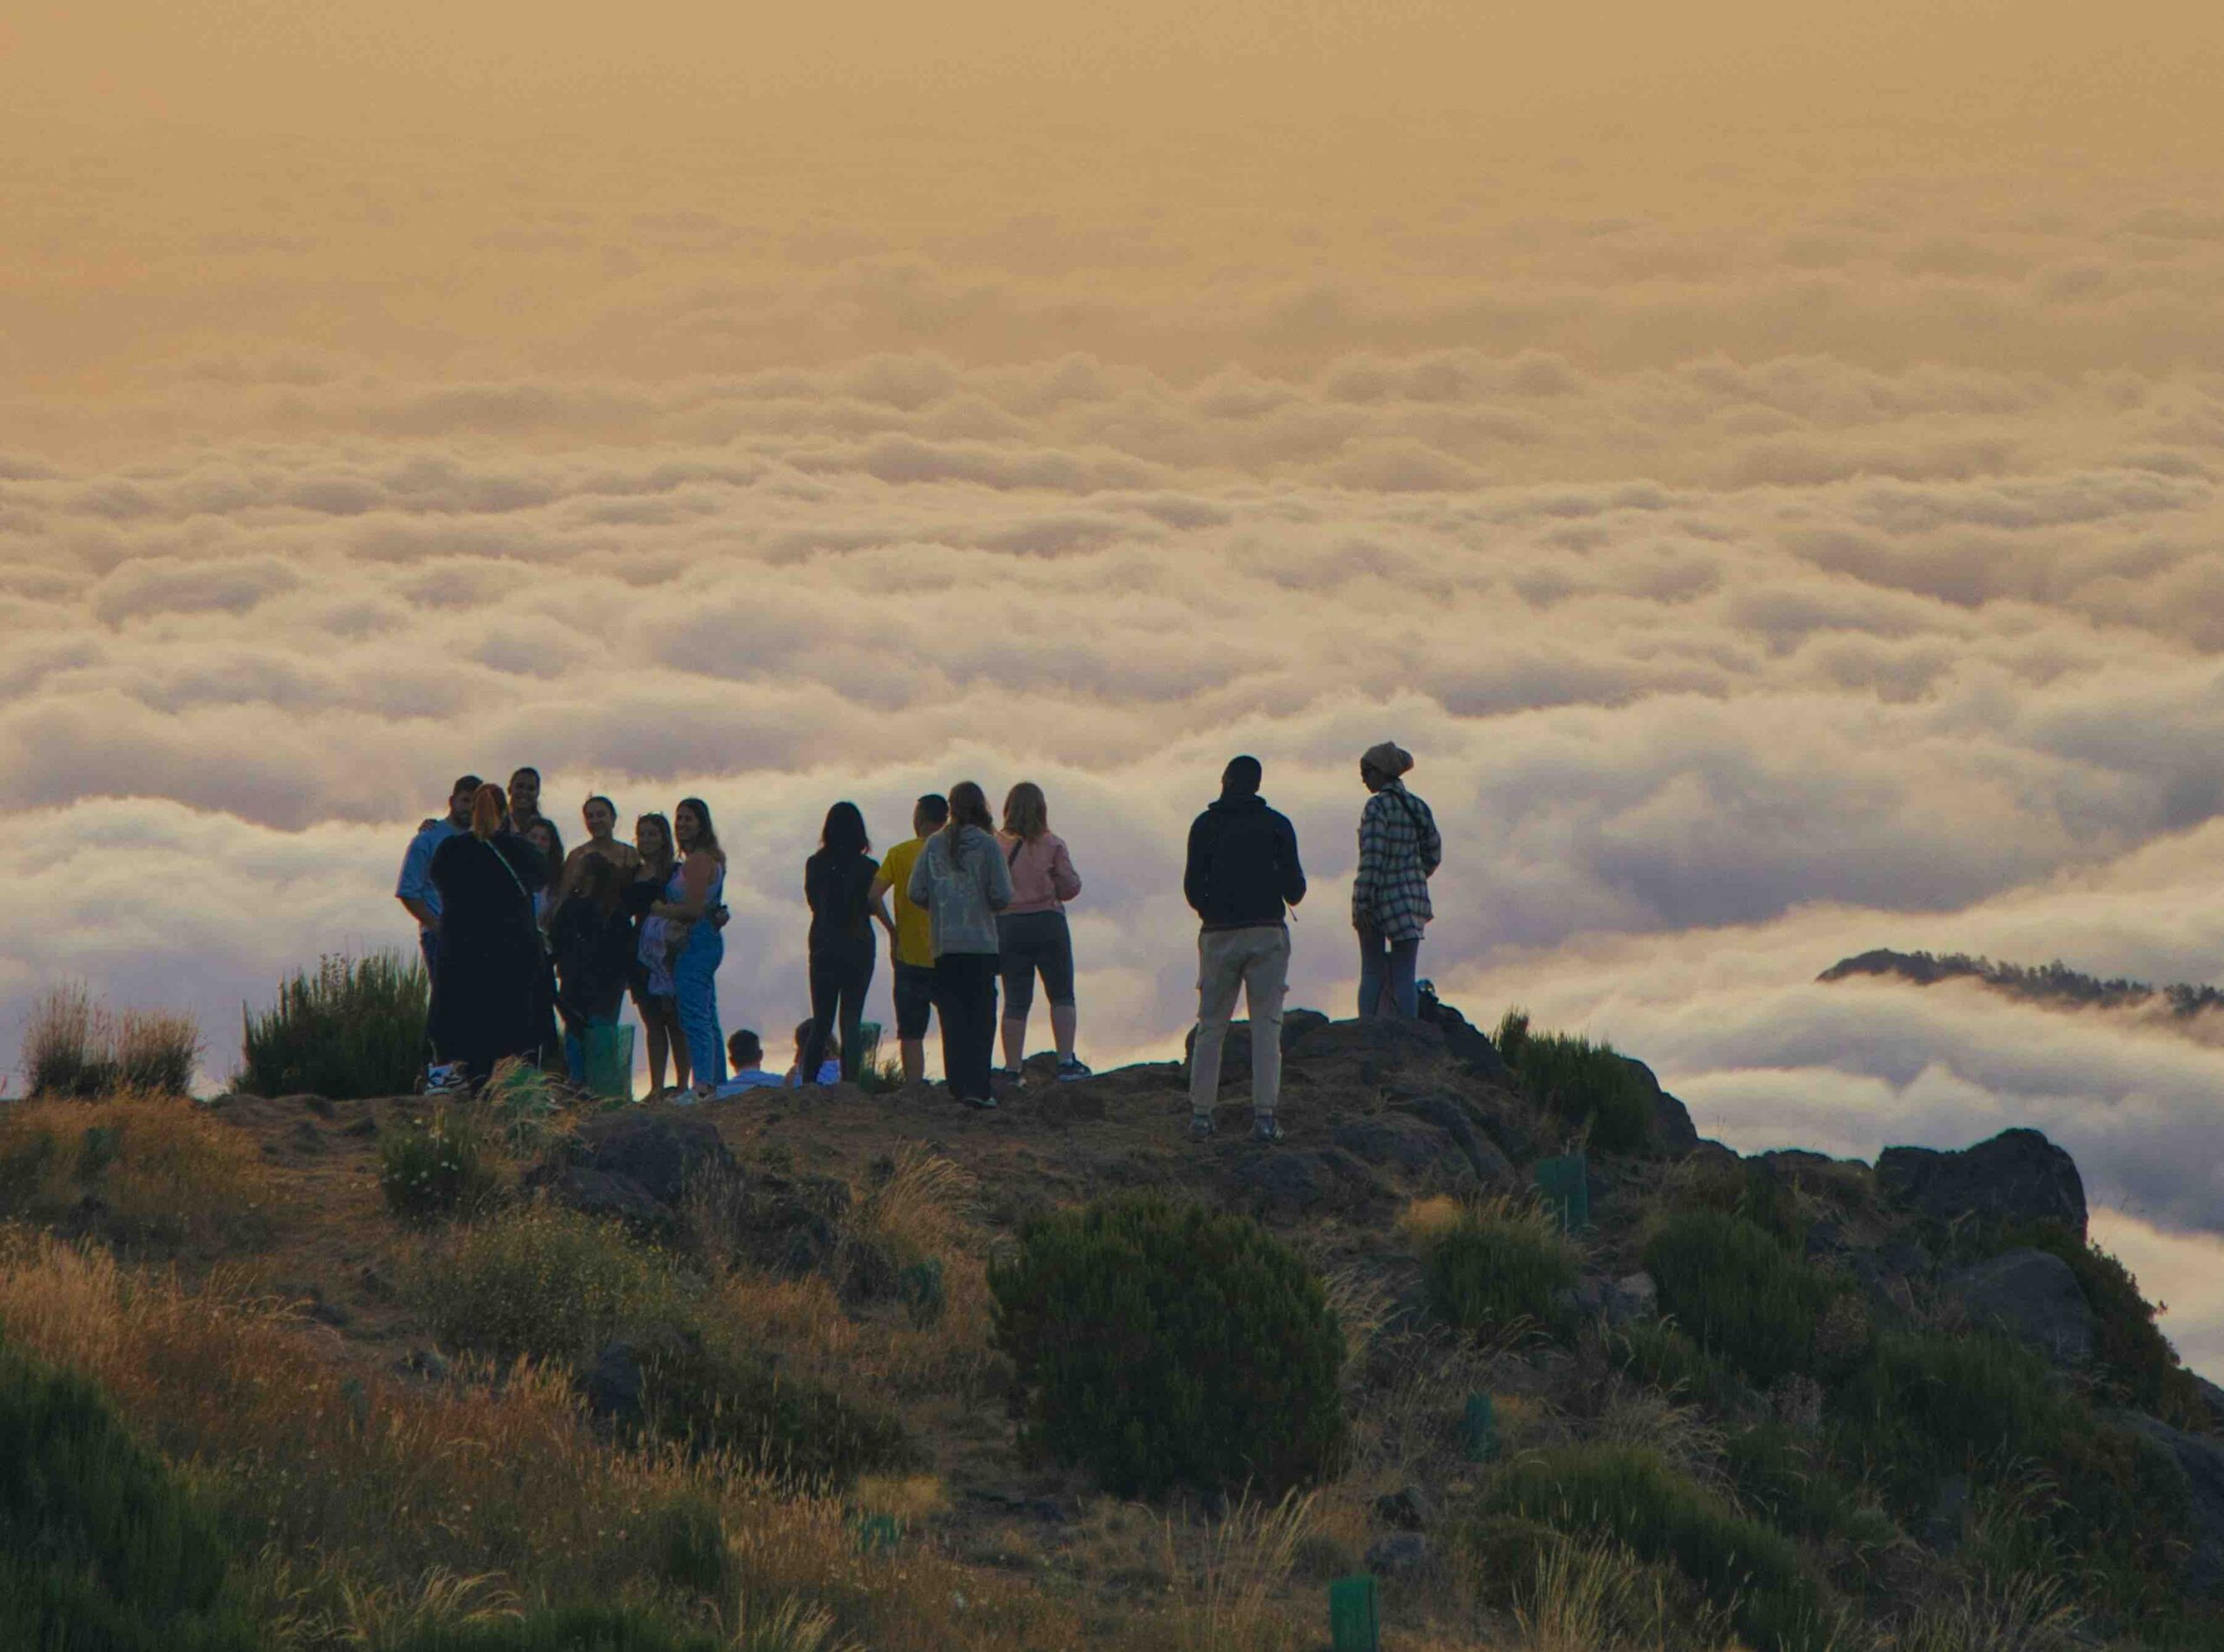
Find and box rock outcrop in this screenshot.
[1875,1127,2087,1241]
[1943,1248,2095,1365]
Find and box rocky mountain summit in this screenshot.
[7,993,2223,1649]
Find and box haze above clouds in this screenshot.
[6,0,2224,1365]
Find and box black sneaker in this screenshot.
[1188,1115,1215,1143]
[1252,1118,1285,1145]
[996,1066,1023,1086]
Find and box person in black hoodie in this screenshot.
[1182,755,1307,1144]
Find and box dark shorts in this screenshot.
[997,909,1075,1015]
[892,961,937,1041]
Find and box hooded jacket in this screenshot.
[1183,794,1307,931]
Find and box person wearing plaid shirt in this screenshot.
[1352,740,1440,1019]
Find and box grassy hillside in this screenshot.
[0,1003,2216,1651]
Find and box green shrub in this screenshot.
[1496,1009,1653,1154]
[381,1107,505,1222]
[388,1605,721,1652]
[1829,1330,2187,1606]
[1423,1204,1579,1337]
[1609,1319,1740,1408]
[419,1205,692,1366]
[1484,1444,1836,1651]
[628,1327,912,1486]
[990,1195,1347,1498]
[2008,1224,2207,1430]
[239,951,428,1100]
[644,1493,729,1595]
[1644,1210,1835,1385]
[0,1341,258,1650]
[1721,1423,1881,1550]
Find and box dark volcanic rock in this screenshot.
[1333,1113,1468,1179]
[1365,1532,1433,1576]
[581,1341,645,1427]
[1182,1007,1331,1087]
[1373,1485,1436,1530]
[2121,1415,2224,1595]
[1945,1248,2095,1365]
[1620,1057,1699,1156]
[1287,1017,1446,1070]
[1229,1146,1389,1224]
[1385,1094,1519,1187]
[568,1112,735,1206]
[1874,1127,2087,1242]
[1415,989,1512,1083]
[541,1165,676,1233]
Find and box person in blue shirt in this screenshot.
[784,1017,841,1087]
[397,775,481,987]
[710,1030,787,1096]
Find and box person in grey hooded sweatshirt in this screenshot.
[907,779,1013,1108]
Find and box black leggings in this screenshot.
[934,952,1001,1103]
[804,948,875,1084]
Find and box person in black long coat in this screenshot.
[428,782,553,1090]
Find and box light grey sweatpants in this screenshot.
[1188,924,1290,1121]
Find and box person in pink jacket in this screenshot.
[996,782,1089,1083]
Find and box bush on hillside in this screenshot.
[990,1196,1347,1498]
[381,1107,505,1223]
[239,951,427,1100]
[1608,1319,1742,1411]
[2007,1224,2207,1430]
[0,1094,275,1250]
[1643,1210,1840,1385]
[389,1606,722,1652]
[21,981,202,1100]
[1423,1200,1579,1338]
[1828,1330,2186,1603]
[0,1341,258,1651]
[1482,1443,1837,1652]
[1721,1423,1898,1566]
[419,1204,692,1366]
[627,1328,913,1486]
[1495,1009,1653,1154]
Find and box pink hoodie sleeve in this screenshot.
[1051,836,1082,902]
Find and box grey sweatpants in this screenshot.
[1188,924,1290,1121]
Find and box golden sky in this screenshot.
[8,0,2224,1366]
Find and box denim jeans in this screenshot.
[419,928,442,990]
[674,923,726,1087]
[1358,930,1421,1019]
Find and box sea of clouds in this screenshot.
[6,165,2224,1369]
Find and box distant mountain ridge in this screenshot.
[1820,948,2224,1018]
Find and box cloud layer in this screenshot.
[8,159,2224,1373]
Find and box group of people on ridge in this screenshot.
[394,742,1440,1137]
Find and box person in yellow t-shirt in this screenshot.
[870,793,949,1087]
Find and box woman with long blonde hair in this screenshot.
[996,781,1086,1083]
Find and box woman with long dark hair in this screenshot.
[427,783,553,1091]
[802,800,896,1086]
[651,796,729,1098]
[630,811,687,1099]
[525,817,566,934]
[906,780,1012,1108]
[552,855,636,1087]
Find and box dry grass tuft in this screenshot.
[1511,1531,1686,1652]
[20,981,202,1099]
[0,1091,276,1249]
[1884,1572,2079,1652]
[0,1231,1080,1650]
[847,1146,979,1259]
[1160,1490,1317,1652]
[1592,1380,1726,1483]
